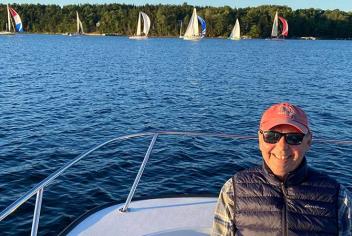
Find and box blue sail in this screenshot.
[197,16,206,38]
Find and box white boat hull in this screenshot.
[71,33,85,36]
[0,31,15,35]
[129,36,148,40]
[183,36,201,41]
[65,197,216,236]
[270,38,285,41]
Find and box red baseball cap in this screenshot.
[260,102,309,134]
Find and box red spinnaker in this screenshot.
[278,16,288,37]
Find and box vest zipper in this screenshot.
[281,183,288,236]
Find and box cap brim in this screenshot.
[260,119,308,134]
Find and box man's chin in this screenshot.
[272,169,289,178]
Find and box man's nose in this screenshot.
[275,136,290,157]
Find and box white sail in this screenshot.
[76,11,84,34]
[141,12,151,36]
[79,20,84,34]
[76,11,80,33]
[7,4,11,32]
[0,4,15,35]
[136,12,142,36]
[183,8,200,40]
[229,18,240,40]
[271,11,278,37]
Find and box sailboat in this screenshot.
[183,8,206,41]
[0,4,23,35]
[129,12,151,40]
[64,11,85,36]
[229,18,240,40]
[71,11,84,35]
[271,11,288,39]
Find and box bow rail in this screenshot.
[1,130,351,236]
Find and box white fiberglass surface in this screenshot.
[68,197,216,236]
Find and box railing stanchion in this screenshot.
[31,188,44,236]
[120,134,158,212]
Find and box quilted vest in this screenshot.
[233,158,340,236]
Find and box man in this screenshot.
[212,102,351,236]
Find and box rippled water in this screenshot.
[0,35,351,235]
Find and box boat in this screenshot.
[129,12,151,40]
[229,18,240,40]
[0,4,23,35]
[0,131,258,236]
[65,11,84,36]
[183,8,206,41]
[271,11,288,39]
[301,36,317,40]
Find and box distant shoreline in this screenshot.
[3,4,351,40]
[12,33,352,40]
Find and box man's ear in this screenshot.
[258,130,263,151]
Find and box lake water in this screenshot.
[0,35,352,235]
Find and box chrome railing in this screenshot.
[0,131,257,235]
[1,130,351,235]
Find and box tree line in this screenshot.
[1,3,351,39]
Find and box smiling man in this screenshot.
[212,102,351,236]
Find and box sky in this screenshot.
[4,0,352,12]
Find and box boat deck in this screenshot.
[66,197,217,236]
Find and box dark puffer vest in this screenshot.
[233,158,340,236]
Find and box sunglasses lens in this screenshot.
[263,131,281,144]
[286,133,305,145]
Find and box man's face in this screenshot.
[258,124,311,180]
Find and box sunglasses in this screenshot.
[260,130,305,145]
